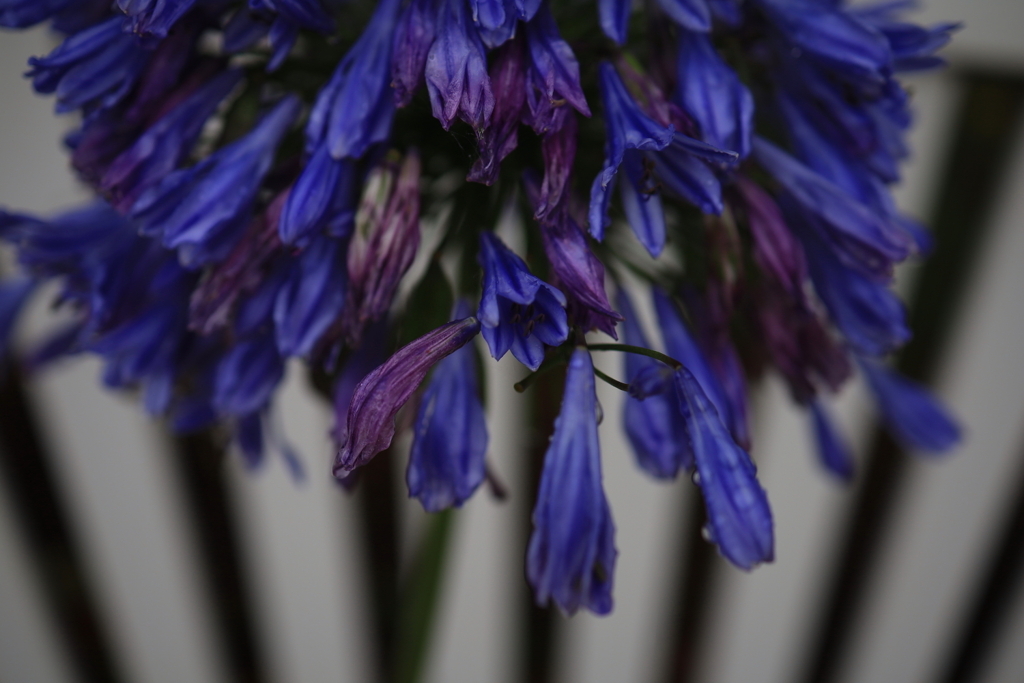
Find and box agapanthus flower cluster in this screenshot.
[0,0,959,615]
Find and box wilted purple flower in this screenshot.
[425,0,495,131]
[28,17,150,114]
[103,69,242,212]
[523,3,590,134]
[860,358,961,453]
[274,234,348,358]
[391,0,438,107]
[597,0,630,45]
[131,95,301,267]
[809,398,854,481]
[589,62,674,242]
[654,0,710,32]
[675,366,774,569]
[468,35,527,185]
[117,0,195,38]
[618,290,691,479]
[334,316,481,478]
[735,176,807,300]
[407,302,488,511]
[675,30,753,158]
[534,111,576,220]
[527,347,617,615]
[478,232,568,370]
[344,152,422,344]
[306,0,400,160]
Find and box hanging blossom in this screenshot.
[0,0,962,616]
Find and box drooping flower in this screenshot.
[391,0,438,107]
[618,290,691,479]
[860,358,961,453]
[597,0,631,45]
[654,0,710,33]
[273,234,348,358]
[425,0,495,132]
[343,152,422,344]
[467,34,527,185]
[0,0,76,28]
[117,0,196,38]
[334,316,482,478]
[478,232,569,370]
[407,302,488,511]
[809,398,854,481]
[523,3,591,134]
[279,147,359,246]
[213,331,286,417]
[527,347,617,615]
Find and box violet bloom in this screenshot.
[478,232,568,371]
[468,35,526,185]
[425,0,495,132]
[527,347,617,615]
[618,290,690,479]
[675,30,753,158]
[274,234,348,358]
[860,358,961,453]
[28,17,150,114]
[534,111,576,220]
[306,0,399,160]
[523,3,591,134]
[735,176,807,300]
[407,303,488,512]
[809,398,854,481]
[344,152,422,344]
[117,0,195,38]
[392,0,438,107]
[131,95,301,268]
[103,69,243,212]
[675,366,774,570]
[334,316,482,478]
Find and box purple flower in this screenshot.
[860,358,961,453]
[334,316,482,478]
[306,0,400,160]
[391,0,438,108]
[28,17,150,114]
[654,0,710,32]
[343,152,422,344]
[425,0,495,131]
[675,30,753,158]
[274,234,348,358]
[527,347,617,615]
[468,35,527,185]
[407,302,488,511]
[130,95,301,267]
[618,290,691,479]
[588,62,674,242]
[809,398,854,481]
[102,69,242,212]
[478,232,568,370]
[117,0,196,38]
[534,110,577,220]
[735,176,807,300]
[523,3,590,134]
[597,0,630,45]
[675,366,774,570]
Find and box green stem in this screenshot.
[593,367,630,392]
[514,351,570,393]
[586,343,683,370]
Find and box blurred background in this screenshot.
[2,1,1024,682]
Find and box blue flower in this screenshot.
[335,316,482,477]
[618,290,691,479]
[675,366,774,570]
[117,0,195,38]
[597,0,631,45]
[809,398,854,481]
[213,331,286,417]
[131,95,301,267]
[0,0,75,28]
[28,17,150,114]
[407,303,488,511]
[305,0,399,160]
[527,347,617,615]
[274,234,348,358]
[654,0,710,32]
[675,30,753,158]
[253,0,335,33]
[425,0,495,131]
[478,232,568,371]
[279,147,359,246]
[860,358,961,453]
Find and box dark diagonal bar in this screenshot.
[798,72,1024,683]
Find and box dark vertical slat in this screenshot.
[798,72,1024,683]
[354,447,401,683]
[660,494,717,683]
[518,369,563,683]
[171,431,268,683]
[936,425,1024,683]
[0,360,125,683]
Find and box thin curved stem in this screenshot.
[593,367,630,392]
[586,343,683,370]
